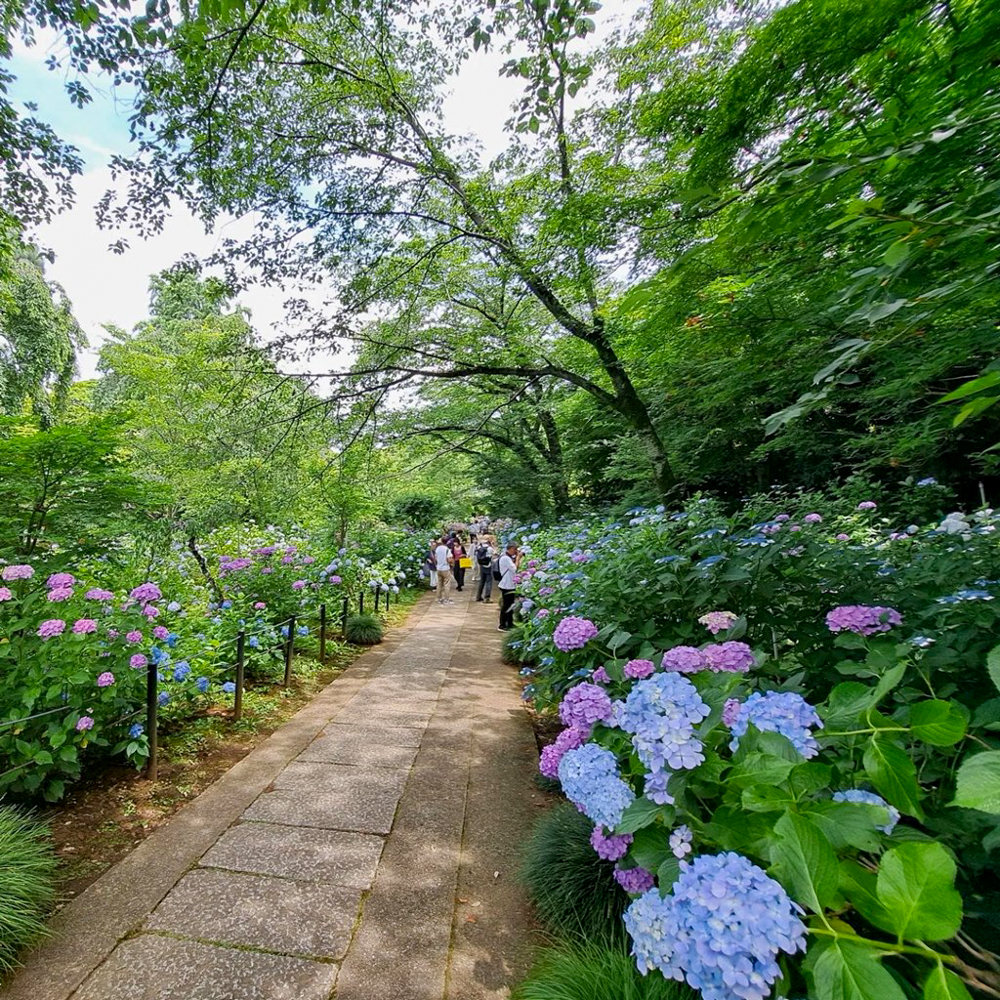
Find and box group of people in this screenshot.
[424,524,522,630]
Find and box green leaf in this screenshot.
[657,857,681,891]
[804,801,885,853]
[839,860,895,934]
[876,842,962,941]
[629,826,671,873]
[728,751,796,789]
[910,700,967,746]
[883,241,910,267]
[938,370,1000,403]
[871,662,907,706]
[951,751,1000,814]
[770,810,839,914]
[824,682,874,727]
[987,643,1000,695]
[810,938,907,1000]
[863,738,924,818]
[614,796,663,835]
[923,965,972,1000]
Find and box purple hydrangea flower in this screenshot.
[722,698,742,727]
[590,825,633,860]
[97,672,115,687]
[729,691,822,759]
[803,512,823,523]
[47,572,75,588]
[85,588,115,601]
[832,789,900,835]
[1,564,33,581]
[153,625,169,640]
[125,630,143,643]
[825,605,902,635]
[539,727,588,778]
[624,658,655,680]
[129,654,148,670]
[291,580,307,591]
[559,682,613,730]
[72,618,97,634]
[857,501,877,511]
[558,743,635,829]
[0,587,11,601]
[660,645,705,674]
[624,853,806,998]
[644,770,674,805]
[835,532,849,541]
[37,619,66,639]
[47,587,74,602]
[592,666,611,684]
[615,866,655,894]
[703,641,755,673]
[553,616,599,651]
[142,604,160,618]
[130,582,162,604]
[330,575,342,584]
[76,715,95,731]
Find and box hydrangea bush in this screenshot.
[537,603,1000,999]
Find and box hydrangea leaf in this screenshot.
[909,700,967,747]
[656,857,681,891]
[770,810,839,913]
[727,751,796,789]
[805,801,885,853]
[876,843,962,941]
[987,643,1000,696]
[628,826,671,873]
[950,751,1000,815]
[863,737,924,818]
[923,965,973,1000]
[810,938,907,1000]
[823,682,875,728]
[839,860,895,934]
[614,796,663,835]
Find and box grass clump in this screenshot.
[345,612,384,645]
[520,802,627,944]
[512,942,694,1000]
[502,626,527,664]
[0,805,57,975]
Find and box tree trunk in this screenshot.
[537,408,572,517]
[187,535,224,601]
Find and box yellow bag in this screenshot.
[459,557,473,569]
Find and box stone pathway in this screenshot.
[2,588,541,1000]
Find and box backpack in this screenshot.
[476,544,492,567]
[491,555,504,582]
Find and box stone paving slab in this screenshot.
[332,707,433,729]
[199,823,384,887]
[243,769,407,834]
[70,935,338,1000]
[319,722,424,747]
[297,734,420,769]
[145,867,361,958]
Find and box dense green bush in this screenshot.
[345,613,384,646]
[520,803,627,945]
[0,806,57,976]
[513,944,694,1000]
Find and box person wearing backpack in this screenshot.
[497,541,520,631]
[475,536,496,603]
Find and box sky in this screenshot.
[8,2,630,380]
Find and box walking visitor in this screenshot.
[451,536,469,592]
[475,536,495,602]
[497,541,519,631]
[434,536,454,604]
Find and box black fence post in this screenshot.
[374,585,381,614]
[146,658,158,781]
[359,592,364,616]
[234,631,245,722]
[341,596,349,635]
[319,603,327,663]
[284,616,296,686]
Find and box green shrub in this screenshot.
[512,943,694,1000]
[502,626,526,665]
[0,806,57,975]
[520,802,626,944]
[345,612,384,645]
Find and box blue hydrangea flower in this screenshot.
[910,635,935,648]
[157,691,171,707]
[173,662,191,682]
[644,770,674,805]
[166,601,181,612]
[222,681,236,694]
[248,635,260,648]
[297,625,309,636]
[128,723,144,738]
[614,673,710,772]
[558,743,635,829]
[729,691,822,759]
[196,676,210,693]
[624,852,806,1000]
[832,789,900,835]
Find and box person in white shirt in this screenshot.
[434,536,454,604]
[497,542,519,630]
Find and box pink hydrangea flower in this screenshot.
[553,616,598,651]
[291,580,307,590]
[789,524,801,532]
[1,564,33,581]
[624,658,655,679]
[0,587,12,602]
[153,625,170,640]
[47,572,75,588]
[130,654,148,669]
[698,610,739,635]
[126,630,143,643]
[85,588,115,601]
[76,715,94,731]
[535,608,550,618]
[661,645,705,673]
[703,641,755,673]
[835,533,850,541]
[857,501,877,511]
[47,587,74,602]
[130,582,162,603]
[107,628,119,639]
[97,672,115,687]
[804,513,823,523]
[330,576,342,585]
[261,567,273,574]
[38,619,66,639]
[254,601,266,609]
[142,604,160,618]
[73,618,97,634]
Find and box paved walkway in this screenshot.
[2,588,541,1000]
